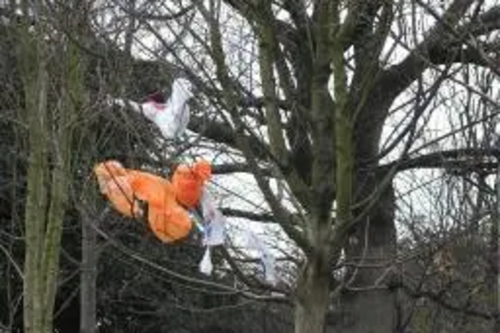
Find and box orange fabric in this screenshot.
[172,160,212,209]
[94,161,192,243]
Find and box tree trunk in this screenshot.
[80,213,97,333]
[19,22,50,333]
[491,164,500,332]
[18,5,83,331]
[295,254,331,333]
[334,178,397,333]
[295,216,332,333]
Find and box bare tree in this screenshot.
[13,1,88,332]
[3,0,498,332]
[85,0,500,332]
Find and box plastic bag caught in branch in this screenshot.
[200,189,226,247]
[244,230,277,284]
[171,160,226,245]
[172,159,212,209]
[94,160,193,243]
[199,247,213,275]
[109,78,193,139]
[197,190,227,276]
[93,161,142,218]
[171,160,227,275]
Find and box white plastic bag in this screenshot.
[199,247,213,275]
[152,78,193,139]
[197,190,226,275]
[200,189,226,246]
[109,78,193,139]
[244,230,276,284]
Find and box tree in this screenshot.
[15,2,87,332]
[1,0,499,332]
[102,1,499,332]
[394,66,500,332]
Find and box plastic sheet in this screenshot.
[94,160,193,243]
[110,78,193,139]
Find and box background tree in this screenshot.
[14,2,89,332]
[1,1,499,332]
[118,1,497,332]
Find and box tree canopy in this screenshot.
[0,1,499,332]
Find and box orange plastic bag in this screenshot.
[94,161,142,218]
[128,169,192,243]
[94,161,192,243]
[172,160,212,208]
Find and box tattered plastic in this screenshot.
[244,231,276,284]
[94,161,142,218]
[199,189,226,247]
[95,159,230,275]
[110,77,193,139]
[94,160,193,243]
[170,160,227,275]
[197,189,227,276]
[199,247,213,275]
[172,160,212,209]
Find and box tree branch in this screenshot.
[188,114,271,160]
[200,1,312,255]
[127,2,195,21]
[221,207,274,222]
[379,148,500,174]
[401,282,497,320]
[381,1,499,98]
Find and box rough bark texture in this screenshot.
[336,181,397,333]
[19,20,50,333]
[295,257,331,333]
[18,4,84,331]
[80,213,97,333]
[331,79,398,331]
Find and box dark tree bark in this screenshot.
[80,213,97,333]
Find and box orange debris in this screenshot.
[94,161,192,243]
[172,160,212,209]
